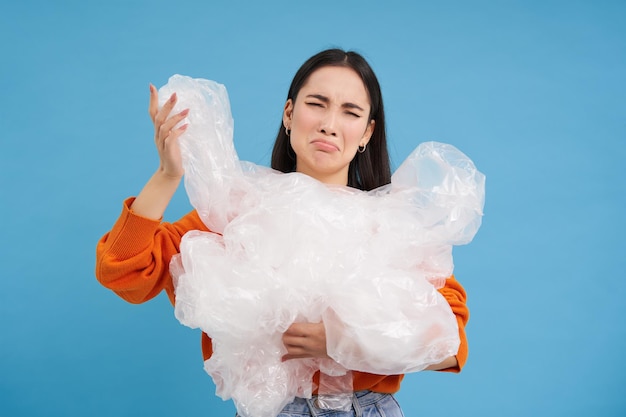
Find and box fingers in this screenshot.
[149,84,177,124]
[282,333,312,361]
[164,123,189,151]
[281,340,325,361]
[148,85,189,146]
[148,84,158,120]
[283,322,308,337]
[159,108,189,138]
[282,332,307,350]
[156,109,189,153]
[149,84,187,128]
[153,91,178,127]
[146,83,188,178]
[281,322,328,361]
[281,352,310,361]
[163,122,188,142]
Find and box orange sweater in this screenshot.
[96,197,470,393]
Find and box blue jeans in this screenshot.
[236,390,404,417]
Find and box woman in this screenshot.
[96,48,469,417]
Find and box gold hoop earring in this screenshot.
[358,143,367,153]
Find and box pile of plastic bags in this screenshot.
[160,75,485,417]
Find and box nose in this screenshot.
[319,110,337,136]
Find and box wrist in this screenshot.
[155,167,183,182]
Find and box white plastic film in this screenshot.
[160,75,485,417]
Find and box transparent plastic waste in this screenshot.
[160,75,485,417]
[316,370,354,411]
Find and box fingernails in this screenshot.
[181,109,189,116]
[169,93,177,103]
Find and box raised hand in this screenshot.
[148,84,189,179]
[128,85,191,220]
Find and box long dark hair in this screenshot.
[271,49,391,191]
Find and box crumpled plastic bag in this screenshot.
[160,75,485,417]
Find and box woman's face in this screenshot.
[283,66,375,186]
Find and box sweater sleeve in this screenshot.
[437,275,470,372]
[95,197,207,305]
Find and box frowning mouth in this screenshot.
[311,139,340,152]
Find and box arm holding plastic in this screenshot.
[283,275,469,372]
[425,356,458,371]
[429,275,469,372]
[281,322,330,361]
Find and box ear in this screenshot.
[360,119,375,147]
[283,99,293,129]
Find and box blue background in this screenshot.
[1,1,624,416]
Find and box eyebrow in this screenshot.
[306,94,365,112]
